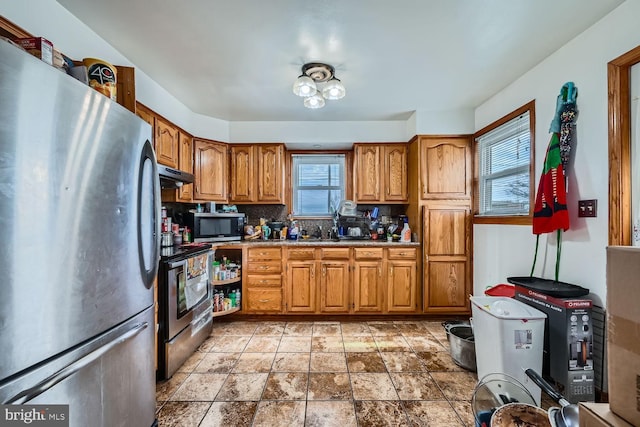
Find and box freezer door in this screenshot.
[0,41,159,378]
[0,307,156,427]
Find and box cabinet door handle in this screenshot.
[390,266,394,276]
[378,266,382,277]
[311,266,315,279]
[322,266,326,277]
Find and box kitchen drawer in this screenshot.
[245,288,282,312]
[320,247,350,259]
[246,261,282,274]
[246,274,282,287]
[354,248,384,260]
[247,247,281,261]
[287,248,316,260]
[387,248,417,260]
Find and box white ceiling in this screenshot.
[57,0,623,123]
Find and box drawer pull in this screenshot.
[259,299,270,303]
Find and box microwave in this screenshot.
[185,212,245,242]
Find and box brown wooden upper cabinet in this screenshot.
[137,102,195,203]
[155,117,179,169]
[135,102,154,134]
[419,136,472,200]
[354,143,408,203]
[193,139,228,202]
[230,144,284,204]
[175,131,194,202]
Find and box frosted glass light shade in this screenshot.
[303,91,325,109]
[292,75,317,97]
[321,78,346,100]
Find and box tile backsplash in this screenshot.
[163,202,408,239]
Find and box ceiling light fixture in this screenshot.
[293,62,345,109]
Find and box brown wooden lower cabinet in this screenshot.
[319,261,350,313]
[245,288,282,312]
[422,203,472,314]
[353,261,385,313]
[286,261,316,312]
[243,245,420,315]
[244,247,283,313]
[387,260,417,312]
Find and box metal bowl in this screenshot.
[443,322,477,371]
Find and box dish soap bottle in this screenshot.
[400,217,411,242]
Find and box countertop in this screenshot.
[211,239,420,248]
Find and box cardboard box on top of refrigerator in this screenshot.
[14,37,53,65]
[606,246,640,427]
[579,402,633,427]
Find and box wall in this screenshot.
[632,62,639,246]
[229,120,409,147]
[0,0,230,141]
[473,0,640,305]
[1,1,473,147]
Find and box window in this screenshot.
[474,101,535,224]
[292,154,346,217]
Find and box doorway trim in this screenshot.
[608,45,640,245]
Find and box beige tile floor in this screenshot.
[155,320,482,426]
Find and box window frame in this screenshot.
[473,100,536,225]
[286,150,353,219]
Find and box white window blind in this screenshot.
[292,154,345,216]
[476,111,531,216]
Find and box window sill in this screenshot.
[473,215,532,226]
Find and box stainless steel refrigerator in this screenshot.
[0,40,160,426]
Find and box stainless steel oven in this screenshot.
[157,243,213,380]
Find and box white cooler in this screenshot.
[470,296,547,405]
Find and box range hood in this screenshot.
[157,164,194,188]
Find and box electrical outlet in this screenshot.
[578,199,597,217]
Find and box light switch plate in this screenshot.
[578,199,597,217]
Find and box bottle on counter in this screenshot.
[400,217,411,242]
[218,290,224,311]
[289,221,299,240]
[212,261,221,281]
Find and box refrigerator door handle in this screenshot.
[4,322,149,405]
[138,139,161,289]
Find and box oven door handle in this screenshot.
[168,260,186,269]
